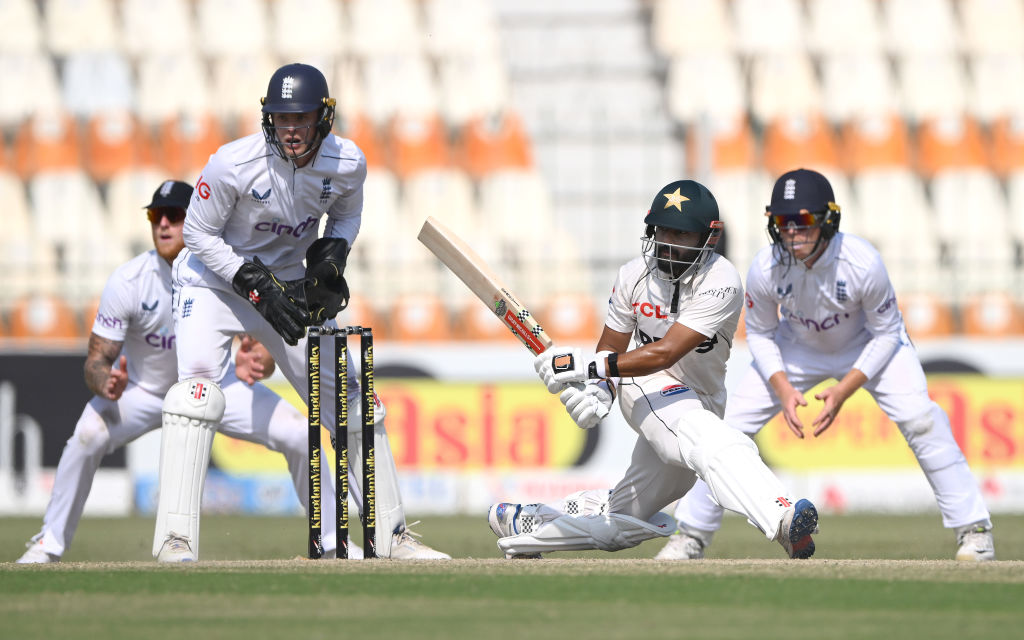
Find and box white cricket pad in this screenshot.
[497,509,675,556]
[675,409,790,539]
[348,414,405,557]
[152,378,225,560]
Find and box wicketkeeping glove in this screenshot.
[232,256,309,346]
[304,238,350,323]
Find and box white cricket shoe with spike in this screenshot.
[775,499,818,559]
[654,531,705,560]
[955,524,995,562]
[17,536,60,564]
[389,524,451,560]
[156,533,196,563]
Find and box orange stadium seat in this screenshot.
[83,110,154,183]
[915,114,989,178]
[12,111,83,180]
[338,294,387,340]
[81,296,102,334]
[961,292,1024,337]
[687,113,757,171]
[840,112,912,173]
[338,112,387,170]
[733,304,748,342]
[158,111,228,178]
[456,110,533,178]
[387,113,451,179]
[761,113,839,177]
[898,293,955,340]
[455,299,518,343]
[388,293,453,342]
[989,114,1024,177]
[7,294,82,341]
[538,293,601,345]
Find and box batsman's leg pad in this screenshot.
[349,419,403,557]
[560,489,611,516]
[675,409,789,539]
[498,509,676,556]
[152,378,224,559]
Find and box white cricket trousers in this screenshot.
[674,339,992,534]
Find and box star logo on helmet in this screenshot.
[663,188,689,211]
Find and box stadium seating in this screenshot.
[2,0,1023,343]
[83,110,154,183]
[43,0,120,55]
[961,292,1024,336]
[899,293,956,340]
[539,293,602,345]
[12,111,83,179]
[388,293,453,342]
[0,0,42,54]
[6,294,81,341]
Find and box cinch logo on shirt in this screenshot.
[876,295,897,314]
[254,215,318,238]
[95,312,125,330]
[784,310,851,332]
[145,329,175,350]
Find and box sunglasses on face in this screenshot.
[147,207,186,224]
[768,212,822,229]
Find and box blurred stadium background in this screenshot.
[2,1,1023,530]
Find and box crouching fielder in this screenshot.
[659,169,993,562]
[488,180,818,559]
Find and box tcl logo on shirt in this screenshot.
[632,302,668,319]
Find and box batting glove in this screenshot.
[559,379,614,430]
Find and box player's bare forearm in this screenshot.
[832,369,868,402]
[84,333,123,397]
[612,323,706,377]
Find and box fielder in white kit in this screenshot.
[657,168,995,561]
[156,63,448,561]
[487,180,819,559]
[16,180,361,562]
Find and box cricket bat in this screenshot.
[417,216,553,356]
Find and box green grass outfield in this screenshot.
[3,514,1023,639]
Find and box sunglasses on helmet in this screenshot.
[147,207,186,224]
[768,211,823,229]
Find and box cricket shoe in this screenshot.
[16,536,60,564]
[487,503,542,559]
[389,523,451,560]
[156,533,196,563]
[654,531,705,560]
[776,499,817,559]
[955,523,995,562]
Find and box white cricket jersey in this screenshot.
[177,132,366,291]
[90,250,178,395]
[605,253,743,415]
[744,232,903,381]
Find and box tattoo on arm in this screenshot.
[84,333,124,396]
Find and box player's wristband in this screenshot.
[588,351,617,379]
